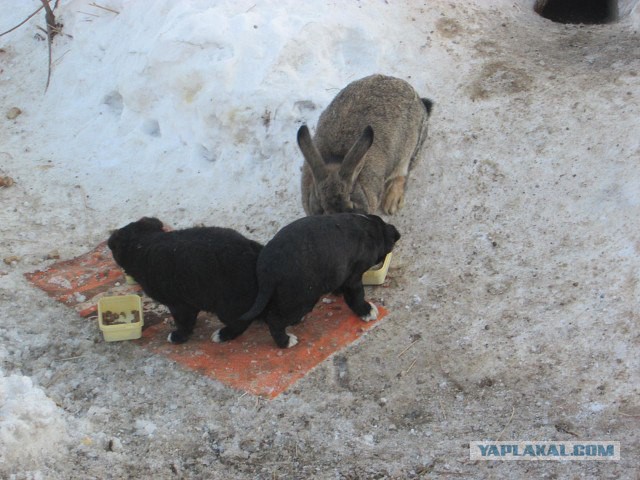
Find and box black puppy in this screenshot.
[238,213,400,348]
[107,217,262,344]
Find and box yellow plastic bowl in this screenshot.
[362,252,392,286]
[98,295,144,341]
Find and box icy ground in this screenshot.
[1,0,639,478]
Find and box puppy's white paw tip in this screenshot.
[361,303,379,322]
[287,334,299,348]
[167,333,174,343]
[211,329,222,343]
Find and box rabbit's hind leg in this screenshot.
[382,176,406,215]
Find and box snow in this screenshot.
[1,0,640,478]
[0,370,68,467]
[1,0,455,230]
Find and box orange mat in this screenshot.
[25,242,387,398]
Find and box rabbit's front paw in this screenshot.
[383,176,406,215]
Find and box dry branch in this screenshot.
[89,2,120,15]
[40,0,58,92]
[0,5,44,37]
[494,406,515,442]
[397,338,420,358]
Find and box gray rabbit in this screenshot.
[298,74,433,215]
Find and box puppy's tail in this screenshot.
[239,283,275,322]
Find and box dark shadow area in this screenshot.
[535,0,618,24]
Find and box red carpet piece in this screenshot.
[25,242,387,398]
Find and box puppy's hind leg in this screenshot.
[341,280,378,322]
[267,322,298,348]
[265,310,299,349]
[167,304,199,344]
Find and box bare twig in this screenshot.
[89,2,120,15]
[397,338,420,358]
[41,0,56,26]
[78,11,100,18]
[0,5,44,37]
[52,48,71,66]
[0,238,44,243]
[0,0,61,91]
[403,358,417,375]
[40,0,57,92]
[57,355,86,361]
[619,411,640,418]
[495,406,515,442]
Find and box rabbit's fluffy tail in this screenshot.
[238,282,275,322]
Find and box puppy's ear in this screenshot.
[107,229,120,252]
[385,224,401,245]
[138,217,164,231]
[392,225,401,242]
[107,228,128,266]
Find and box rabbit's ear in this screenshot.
[340,125,374,186]
[297,125,327,182]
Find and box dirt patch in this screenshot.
[467,61,534,101]
[435,17,464,38]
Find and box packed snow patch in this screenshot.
[0,370,69,467]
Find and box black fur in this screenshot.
[107,217,262,344]
[239,213,400,348]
